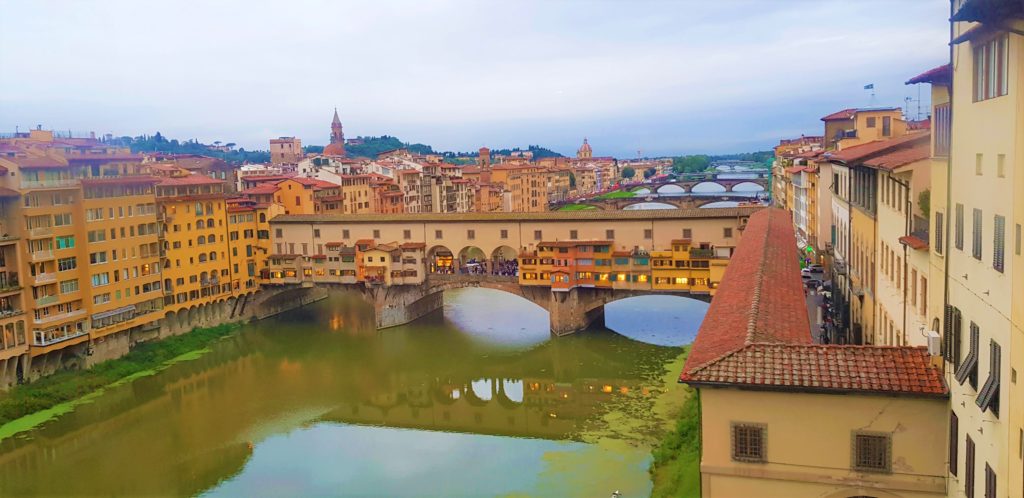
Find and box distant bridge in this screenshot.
[554,194,761,211]
[630,176,769,194]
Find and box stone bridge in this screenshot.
[631,176,769,194]
[556,194,755,211]
[356,274,711,336]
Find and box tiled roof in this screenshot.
[862,140,930,171]
[679,207,948,397]
[80,176,160,185]
[271,206,763,224]
[821,108,857,121]
[684,344,947,396]
[899,234,929,251]
[827,131,929,165]
[1,156,67,169]
[66,154,143,162]
[157,174,226,186]
[400,242,427,249]
[240,185,280,195]
[0,186,21,198]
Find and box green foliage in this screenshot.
[341,136,436,159]
[569,172,576,188]
[671,155,711,174]
[622,167,636,179]
[0,323,241,427]
[594,190,635,200]
[484,145,563,159]
[557,204,598,211]
[650,388,701,498]
[918,189,931,218]
[116,133,269,164]
[644,167,658,179]
[304,145,324,154]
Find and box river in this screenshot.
[0,289,707,497]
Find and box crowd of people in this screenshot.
[429,257,519,277]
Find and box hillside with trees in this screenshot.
[114,133,270,164]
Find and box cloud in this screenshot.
[0,0,950,156]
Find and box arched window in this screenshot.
[205,202,214,214]
[207,218,215,228]
[195,202,203,216]
[209,251,217,261]
[196,220,205,229]
[197,235,206,245]
[259,213,266,223]
[199,253,208,263]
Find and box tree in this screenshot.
[918,189,930,218]
[643,167,657,179]
[622,167,636,179]
[569,172,576,188]
[672,155,711,174]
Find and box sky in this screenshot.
[0,0,950,158]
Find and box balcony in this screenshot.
[689,248,715,259]
[33,327,88,347]
[28,226,54,238]
[35,295,58,306]
[20,178,79,190]
[31,250,55,262]
[33,272,56,285]
[34,308,86,326]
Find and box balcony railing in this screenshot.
[20,179,79,189]
[689,248,715,259]
[31,250,55,262]
[33,273,56,285]
[34,308,86,326]
[35,295,58,306]
[33,327,88,347]
[28,226,54,238]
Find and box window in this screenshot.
[956,322,980,389]
[882,116,891,136]
[57,257,77,272]
[730,423,765,462]
[976,153,984,176]
[373,229,380,239]
[949,411,959,476]
[984,463,996,498]
[866,116,876,128]
[682,228,692,239]
[569,230,578,239]
[996,154,1005,178]
[724,227,733,238]
[973,33,1009,102]
[313,229,321,238]
[852,432,891,473]
[1017,223,1023,256]
[435,230,443,239]
[935,211,944,255]
[966,436,976,498]
[500,229,508,239]
[993,215,1005,272]
[605,229,615,239]
[955,204,964,250]
[534,230,542,241]
[972,208,983,260]
[89,252,107,265]
[403,229,411,240]
[91,273,110,287]
[56,235,75,249]
[644,229,653,239]
[976,340,1001,417]
[342,229,350,239]
[59,279,78,294]
[467,229,475,240]
[53,213,72,226]
[934,102,951,156]
[275,228,283,238]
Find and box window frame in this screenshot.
[730,422,766,463]
[851,431,892,474]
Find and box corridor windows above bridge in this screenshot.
[534,230,542,241]
[570,230,578,239]
[644,229,653,239]
[403,230,411,240]
[682,228,692,239]
[313,229,320,238]
[373,229,380,239]
[467,230,475,240]
[500,229,508,239]
[342,229,350,239]
[724,228,733,238]
[435,230,443,239]
[606,229,615,239]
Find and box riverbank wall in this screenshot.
[10,286,329,388]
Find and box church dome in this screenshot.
[323,142,345,156]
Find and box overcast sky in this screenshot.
[0,0,949,158]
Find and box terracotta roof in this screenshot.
[862,139,930,171]
[827,132,929,165]
[240,185,280,195]
[821,108,857,121]
[906,64,952,85]
[683,344,947,397]
[679,208,947,398]
[899,234,929,251]
[271,206,763,224]
[66,154,143,162]
[1,156,67,169]
[400,242,426,249]
[80,176,160,185]
[325,241,345,248]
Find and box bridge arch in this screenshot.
[690,181,727,193]
[732,181,765,192]
[457,246,487,270]
[656,184,686,195]
[427,245,454,273]
[623,201,678,210]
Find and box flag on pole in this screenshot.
[863,83,875,90]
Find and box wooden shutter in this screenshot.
[949,411,959,476]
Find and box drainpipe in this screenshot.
[892,174,912,345]
[941,1,955,376]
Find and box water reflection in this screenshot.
[624,202,677,210]
[0,289,688,497]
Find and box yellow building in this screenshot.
[681,208,948,498]
[822,107,908,150]
[0,187,28,388]
[940,6,1023,498]
[154,169,234,322]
